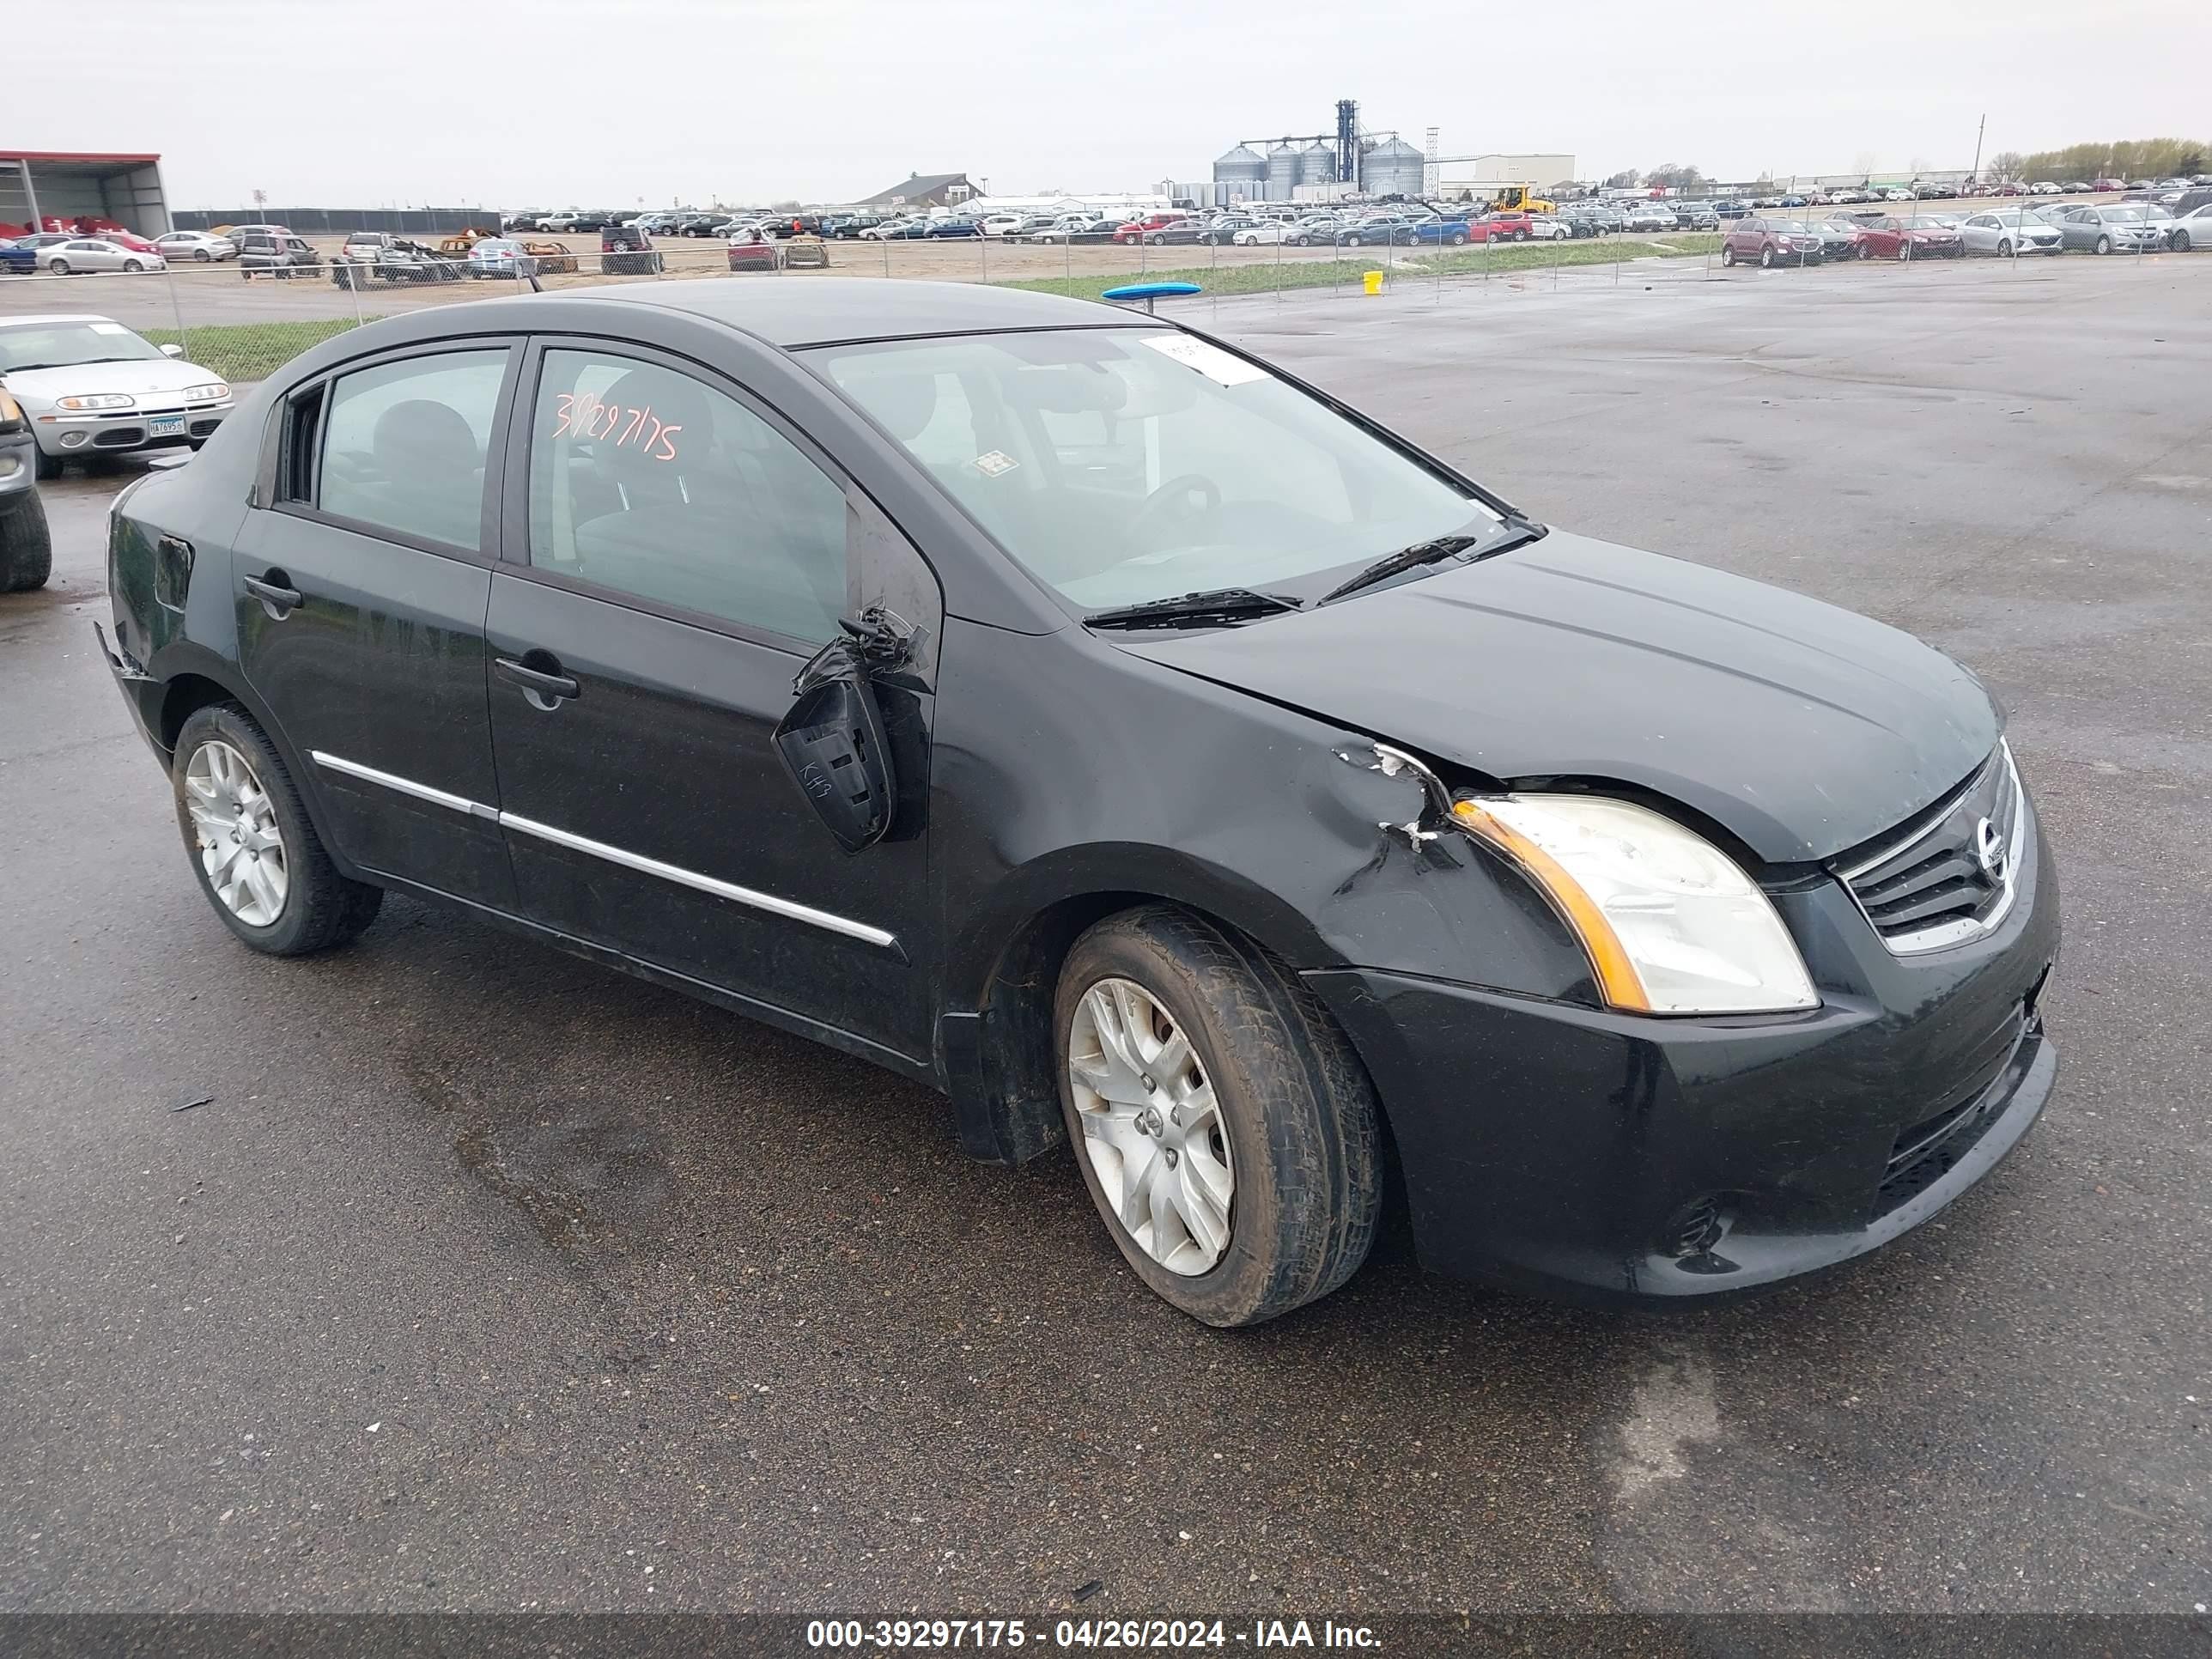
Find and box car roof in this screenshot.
[562,276,1156,347]
[0,313,123,328]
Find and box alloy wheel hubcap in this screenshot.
[1066,977,1235,1276]
[185,740,289,926]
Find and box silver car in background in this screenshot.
[37,238,167,275]
[2166,204,2212,251]
[153,231,237,263]
[2052,203,2172,252]
[1959,210,2064,256]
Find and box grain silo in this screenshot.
[1294,141,1337,192]
[1360,135,1427,198]
[1212,144,1267,200]
[1265,142,1301,202]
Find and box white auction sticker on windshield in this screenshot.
[90,322,131,335]
[1139,334,1268,386]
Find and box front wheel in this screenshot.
[33,445,63,481]
[1449,232,1467,246]
[124,259,145,273]
[2172,231,2191,252]
[194,248,211,262]
[1996,239,2013,257]
[1054,906,1381,1328]
[2095,235,2112,254]
[0,489,52,592]
[171,706,383,957]
[1759,246,1776,268]
[1344,234,1362,246]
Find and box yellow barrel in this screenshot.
[1363,270,1384,295]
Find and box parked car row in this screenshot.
[1717,200,2210,268]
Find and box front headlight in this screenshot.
[185,384,229,401]
[58,393,136,410]
[1449,794,1819,1016]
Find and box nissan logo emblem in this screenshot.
[1973,817,2009,884]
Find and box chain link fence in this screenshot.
[0,206,2187,388]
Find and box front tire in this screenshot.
[0,490,52,591]
[2172,230,2191,252]
[33,446,63,481]
[171,705,383,957]
[1759,246,1776,268]
[194,248,211,262]
[1054,906,1381,1328]
[2095,235,2112,254]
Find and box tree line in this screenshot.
[1986,138,2207,182]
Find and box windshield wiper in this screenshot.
[1084,587,1304,630]
[1318,520,1547,605]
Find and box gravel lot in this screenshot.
[3,254,2208,1626]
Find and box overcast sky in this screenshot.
[14,0,2207,206]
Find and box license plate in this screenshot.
[147,414,185,438]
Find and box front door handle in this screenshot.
[495,654,581,711]
[243,573,301,617]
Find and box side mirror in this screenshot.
[161,343,185,358]
[774,676,895,854]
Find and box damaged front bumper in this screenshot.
[1305,824,2060,1307]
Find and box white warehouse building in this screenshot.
[1437,153,1577,199]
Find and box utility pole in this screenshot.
[1971,113,1986,182]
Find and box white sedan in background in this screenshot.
[1231,222,1298,246]
[1958,210,2065,256]
[153,231,238,263]
[1524,216,1577,240]
[0,313,231,477]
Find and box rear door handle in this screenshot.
[495,655,581,710]
[243,574,302,617]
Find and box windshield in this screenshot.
[813,328,1503,611]
[0,320,168,372]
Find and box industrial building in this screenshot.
[0,149,172,238]
[1437,155,1578,202]
[1208,103,1575,205]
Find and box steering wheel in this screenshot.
[1127,473,1222,547]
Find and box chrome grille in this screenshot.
[1836,743,2025,955]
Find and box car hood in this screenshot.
[1115,532,1998,864]
[2,358,222,401]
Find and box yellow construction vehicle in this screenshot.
[1488,185,1558,215]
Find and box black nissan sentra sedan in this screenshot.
[100,280,2057,1327]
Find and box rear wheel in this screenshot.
[194,247,211,261]
[1054,906,1381,1328]
[0,489,52,592]
[1721,244,1738,266]
[1449,231,1467,246]
[171,706,383,957]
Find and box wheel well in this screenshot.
[158,672,239,751]
[967,891,1396,1189]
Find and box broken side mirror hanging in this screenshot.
[772,608,913,854]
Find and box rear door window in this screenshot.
[316,349,510,552]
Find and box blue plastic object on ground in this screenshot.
[1100,280,1202,313]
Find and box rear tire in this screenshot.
[0,490,53,591]
[171,705,383,957]
[194,248,211,261]
[1721,245,1737,266]
[48,258,69,275]
[1054,905,1381,1328]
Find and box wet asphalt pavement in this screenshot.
[2,252,2209,1620]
